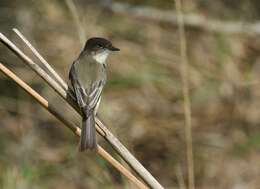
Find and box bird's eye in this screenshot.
[97,44,103,48]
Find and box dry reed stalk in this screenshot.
[0,31,164,189]
[65,0,86,46]
[0,62,148,189]
[13,28,68,90]
[175,0,195,189]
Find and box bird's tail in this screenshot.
[79,108,97,151]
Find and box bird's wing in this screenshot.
[69,61,86,108]
[87,80,105,110]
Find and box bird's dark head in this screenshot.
[84,37,120,52]
[83,37,119,64]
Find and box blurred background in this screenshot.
[0,0,260,188]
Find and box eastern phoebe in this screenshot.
[69,37,120,151]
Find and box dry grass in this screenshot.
[0,0,260,188]
[175,0,194,188]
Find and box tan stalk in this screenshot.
[0,31,164,189]
[0,62,148,189]
[175,0,195,189]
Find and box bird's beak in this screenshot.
[109,45,120,51]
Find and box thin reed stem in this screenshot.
[65,0,86,46]
[175,0,195,189]
[0,62,148,189]
[0,31,164,189]
[13,28,68,90]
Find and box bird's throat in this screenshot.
[93,51,109,64]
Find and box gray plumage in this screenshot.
[69,37,119,151]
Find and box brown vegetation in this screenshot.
[0,0,260,188]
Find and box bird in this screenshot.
[69,37,120,151]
